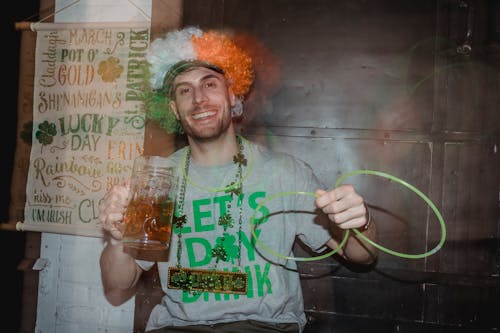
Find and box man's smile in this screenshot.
[192,110,217,120]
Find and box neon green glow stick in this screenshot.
[334,170,446,259]
[250,191,350,262]
[250,170,446,261]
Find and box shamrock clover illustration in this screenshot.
[35,120,57,146]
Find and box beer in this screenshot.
[123,196,175,247]
[121,155,179,261]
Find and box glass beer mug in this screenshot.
[122,155,179,261]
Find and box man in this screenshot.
[99,26,377,333]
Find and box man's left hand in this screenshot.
[314,185,367,230]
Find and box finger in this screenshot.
[104,217,126,241]
[106,186,130,205]
[331,184,356,200]
[106,212,125,224]
[334,215,367,230]
[332,195,364,214]
[315,186,362,213]
[314,189,335,209]
[109,228,124,242]
[99,186,130,222]
[102,184,129,201]
[99,201,126,223]
[101,213,124,232]
[331,185,363,211]
[315,184,357,209]
[333,202,366,222]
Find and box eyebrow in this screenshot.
[173,74,222,93]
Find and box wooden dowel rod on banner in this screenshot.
[0,222,19,231]
[15,21,34,31]
[15,21,152,32]
[1,218,104,237]
[15,221,104,238]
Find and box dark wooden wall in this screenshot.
[2,1,40,332]
[182,0,500,331]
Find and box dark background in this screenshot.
[1,1,38,332]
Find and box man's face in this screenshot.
[170,67,236,140]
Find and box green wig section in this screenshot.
[140,63,181,134]
[143,88,181,134]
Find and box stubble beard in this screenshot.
[180,106,232,142]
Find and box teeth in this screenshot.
[192,111,215,120]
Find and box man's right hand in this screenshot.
[99,185,130,244]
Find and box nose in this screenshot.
[192,86,207,105]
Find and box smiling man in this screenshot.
[99,26,377,333]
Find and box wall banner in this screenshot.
[20,22,150,237]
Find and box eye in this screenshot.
[177,86,192,96]
[204,80,217,89]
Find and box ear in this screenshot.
[170,100,180,120]
[228,86,236,107]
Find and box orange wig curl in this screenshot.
[193,31,254,97]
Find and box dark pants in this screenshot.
[148,320,300,333]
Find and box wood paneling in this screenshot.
[182,0,500,330]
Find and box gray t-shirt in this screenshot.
[137,138,332,332]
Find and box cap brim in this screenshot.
[163,60,224,96]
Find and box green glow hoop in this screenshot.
[249,170,446,261]
[180,137,255,193]
[250,191,350,262]
[334,170,446,259]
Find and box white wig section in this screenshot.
[146,26,202,89]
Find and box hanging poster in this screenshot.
[21,22,150,236]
